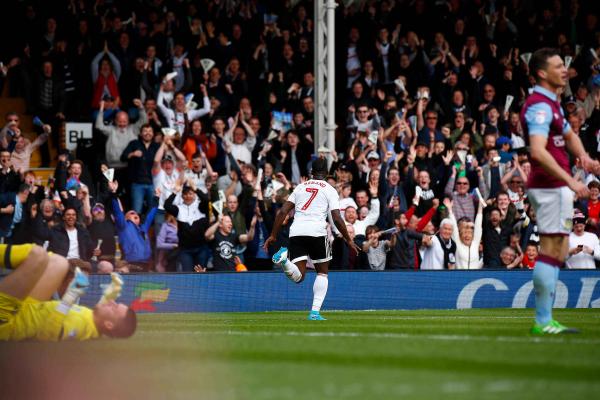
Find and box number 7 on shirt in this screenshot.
[301,188,319,210]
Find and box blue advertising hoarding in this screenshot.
[83,270,600,313]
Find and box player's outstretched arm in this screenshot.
[331,209,361,254]
[263,201,295,250]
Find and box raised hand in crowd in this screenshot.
[108,180,118,193]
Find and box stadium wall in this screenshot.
[84,270,600,313]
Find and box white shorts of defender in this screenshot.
[527,186,574,236]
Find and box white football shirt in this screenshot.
[287,179,340,237]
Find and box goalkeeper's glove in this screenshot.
[57,267,89,315]
[98,272,124,304]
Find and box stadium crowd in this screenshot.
[1,0,600,273]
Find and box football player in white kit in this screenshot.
[264,158,360,320]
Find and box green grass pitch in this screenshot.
[1,309,599,399]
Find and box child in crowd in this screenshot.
[522,242,539,269]
[362,225,396,270]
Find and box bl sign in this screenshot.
[64,122,93,151]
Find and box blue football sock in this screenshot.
[532,261,557,325]
[553,266,560,307]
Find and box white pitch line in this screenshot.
[137,329,600,344]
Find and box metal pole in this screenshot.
[313,0,324,154]
[325,0,337,157]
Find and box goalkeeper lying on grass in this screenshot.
[0,244,136,341]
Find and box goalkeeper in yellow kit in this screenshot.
[0,244,136,341]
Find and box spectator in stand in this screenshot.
[33,206,98,271]
[566,211,600,269]
[205,213,256,271]
[152,136,186,231]
[280,130,310,185]
[121,124,160,214]
[420,216,455,270]
[446,198,484,269]
[156,213,179,272]
[224,112,257,166]
[500,246,523,269]
[522,242,539,270]
[91,43,122,109]
[29,199,60,244]
[0,113,26,153]
[409,168,436,217]
[417,106,444,147]
[183,151,214,195]
[482,206,513,268]
[34,60,65,165]
[0,184,30,240]
[181,119,215,166]
[144,98,163,133]
[580,181,600,226]
[331,222,363,270]
[444,164,486,222]
[0,149,21,193]
[224,194,248,241]
[108,180,157,271]
[387,208,431,270]
[157,84,211,135]
[362,225,396,270]
[480,148,507,200]
[343,187,380,237]
[244,187,273,270]
[347,101,381,134]
[10,130,48,173]
[387,195,437,269]
[54,157,93,202]
[164,181,209,272]
[87,202,116,266]
[95,98,147,178]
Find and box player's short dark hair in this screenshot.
[529,48,561,83]
[311,157,328,177]
[107,308,137,338]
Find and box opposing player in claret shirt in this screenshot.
[522,48,600,335]
[264,158,360,320]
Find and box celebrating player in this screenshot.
[0,244,136,341]
[264,157,360,320]
[523,48,600,334]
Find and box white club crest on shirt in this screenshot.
[535,110,547,124]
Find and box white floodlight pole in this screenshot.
[314,0,337,162]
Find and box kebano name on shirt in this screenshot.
[303,180,326,187]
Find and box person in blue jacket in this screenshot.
[108,180,157,271]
